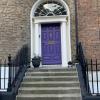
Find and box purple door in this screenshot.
[41,23,62,65]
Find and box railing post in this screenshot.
[7,54,12,92]
[0,60,1,89]
[91,59,94,94]
[85,59,89,94]
[96,59,99,95]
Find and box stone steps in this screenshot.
[21,81,80,87]
[16,67,82,100]
[17,94,81,100]
[27,67,76,72]
[25,71,77,76]
[18,87,80,94]
[23,76,79,82]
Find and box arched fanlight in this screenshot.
[34,0,67,16]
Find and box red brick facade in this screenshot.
[0,0,99,61]
[0,0,76,60]
[77,0,100,60]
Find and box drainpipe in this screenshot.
[74,0,79,60]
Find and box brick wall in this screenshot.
[0,0,37,59]
[0,0,76,61]
[77,0,100,60]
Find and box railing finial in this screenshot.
[7,54,12,92]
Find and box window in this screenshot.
[34,1,67,16]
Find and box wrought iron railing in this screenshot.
[77,42,100,97]
[0,59,8,91]
[86,59,100,95]
[7,54,28,92]
[0,55,29,91]
[0,46,29,100]
[77,42,88,90]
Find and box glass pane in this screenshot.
[34,1,67,16]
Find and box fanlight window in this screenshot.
[34,1,67,16]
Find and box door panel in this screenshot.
[41,23,62,65]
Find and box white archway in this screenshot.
[30,0,71,67]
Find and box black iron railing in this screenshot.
[0,47,29,100]
[77,42,100,97]
[86,59,100,95]
[0,54,29,92]
[0,59,8,91]
[77,42,88,90]
[7,54,28,92]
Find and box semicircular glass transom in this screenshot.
[34,1,67,16]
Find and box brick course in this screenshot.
[77,0,100,60]
[0,0,37,59]
[0,0,76,61]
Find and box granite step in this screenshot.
[18,87,80,94]
[23,75,78,81]
[25,71,77,76]
[16,67,82,100]
[21,81,80,87]
[16,94,81,100]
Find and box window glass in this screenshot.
[34,1,67,16]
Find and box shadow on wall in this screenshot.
[13,44,30,66]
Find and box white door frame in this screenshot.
[30,0,71,67]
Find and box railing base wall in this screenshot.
[0,92,15,100]
[83,96,100,100]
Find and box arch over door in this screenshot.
[41,23,62,65]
